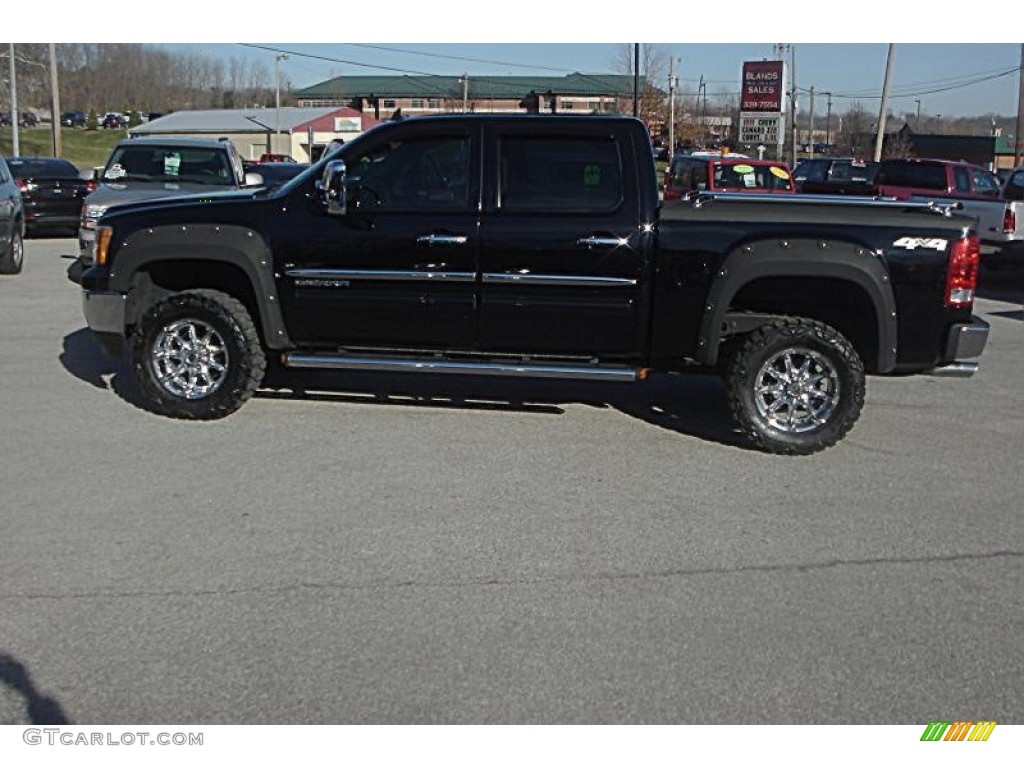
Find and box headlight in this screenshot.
[80,203,109,230]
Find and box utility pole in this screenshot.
[275,53,289,154]
[914,99,921,131]
[461,73,468,112]
[824,91,833,147]
[1015,43,1023,166]
[49,43,61,158]
[873,44,896,162]
[698,75,706,147]
[789,45,797,166]
[8,43,19,156]
[668,57,677,159]
[808,86,815,159]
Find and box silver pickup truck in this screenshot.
[876,158,1024,261]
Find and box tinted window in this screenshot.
[877,161,947,190]
[971,168,999,197]
[347,136,469,211]
[0,159,8,184]
[1005,170,1024,201]
[669,158,698,191]
[828,160,877,183]
[953,166,971,193]
[8,158,80,178]
[499,136,622,212]
[794,159,826,183]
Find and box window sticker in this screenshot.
[732,164,755,174]
[769,166,791,180]
[163,153,181,176]
[583,164,601,186]
[104,164,126,180]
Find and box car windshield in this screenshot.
[103,146,235,185]
[9,158,80,179]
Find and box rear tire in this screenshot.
[131,289,266,419]
[725,318,865,455]
[0,226,24,274]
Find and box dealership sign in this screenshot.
[740,60,786,112]
[740,60,787,147]
[739,113,785,146]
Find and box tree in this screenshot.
[612,44,670,134]
[86,108,99,131]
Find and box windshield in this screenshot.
[103,145,235,185]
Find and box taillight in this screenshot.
[15,178,28,191]
[1004,207,1016,235]
[944,234,979,308]
[85,180,97,192]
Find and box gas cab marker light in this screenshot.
[95,226,114,267]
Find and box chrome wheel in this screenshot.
[754,347,840,434]
[150,318,230,400]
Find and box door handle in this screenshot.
[577,235,629,249]
[417,234,468,246]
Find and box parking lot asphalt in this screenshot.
[0,238,1022,724]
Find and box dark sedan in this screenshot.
[8,157,95,237]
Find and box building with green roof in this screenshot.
[292,73,643,119]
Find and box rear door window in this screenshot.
[970,168,1000,197]
[499,136,623,213]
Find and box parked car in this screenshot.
[0,156,26,274]
[101,113,127,129]
[18,112,39,128]
[663,153,795,201]
[875,158,1021,256]
[1001,167,1024,202]
[61,111,87,128]
[78,136,264,264]
[793,157,879,195]
[243,160,308,190]
[7,157,96,237]
[258,153,297,164]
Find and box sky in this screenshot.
[14,1,1024,118]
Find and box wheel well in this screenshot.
[129,260,262,340]
[727,276,881,373]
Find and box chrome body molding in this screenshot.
[481,273,637,288]
[926,362,979,378]
[282,353,640,382]
[285,268,475,283]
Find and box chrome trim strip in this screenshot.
[416,234,468,246]
[283,354,639,382]
[481,273,637,287]
[285,268,475,283]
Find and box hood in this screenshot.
[85,182,255,209]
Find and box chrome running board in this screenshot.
[282,353,641,382]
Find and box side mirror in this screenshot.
[317,160,347,216]
[244,172,264,187]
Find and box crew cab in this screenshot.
[68,115,990,454]
[875,157,1023,256]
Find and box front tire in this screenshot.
[725,318,865,455]
[131,290,266,419]
[0,226,24,274]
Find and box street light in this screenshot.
[275,53,289,154]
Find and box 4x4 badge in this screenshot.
[892,237,948,251]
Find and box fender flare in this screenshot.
[696,237,898,372]
[107,223,291,349]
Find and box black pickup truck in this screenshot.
[68,114,990,454]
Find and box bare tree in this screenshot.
[612,44,670,134]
